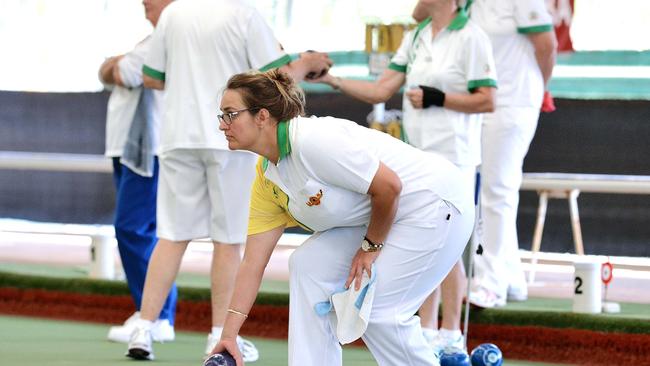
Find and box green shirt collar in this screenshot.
[277,120,291,162]
[262,120,291,171]
[415,6,470,34]
[447,7,469,30]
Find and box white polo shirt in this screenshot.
[470,0,553,108]
[248,116,470,235]
[389,15,497,167]
[143,0,291,153]
[105,36,162,157]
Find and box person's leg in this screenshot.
[440,261,466,330]
[139,150,210,322]
[419,289,440,342]
[139,238,189,322]
[127,150,211,360]
[473,108,538,304]
[418,166,474,347]
[127,238,189,360]
[418,262,466,348]
[288,227,366,366]
[362,202,474,366]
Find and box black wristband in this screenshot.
[420,85,445,108]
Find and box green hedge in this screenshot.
[0,270,289,306]
[2,270,649,334]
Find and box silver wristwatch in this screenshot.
[361,236,383,252]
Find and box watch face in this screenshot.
[362,239,378,252]
[361,239,370,252]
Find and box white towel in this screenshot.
[314,265,377,344]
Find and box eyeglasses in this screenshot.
[217,108,258,125]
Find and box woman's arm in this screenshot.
[405,85,495,114]
[365,162,402,245]
[346,162,402,290]
[441,86,495,113]
[211,226,284,365]
[316,68,405,105]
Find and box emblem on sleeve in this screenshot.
[529,11,538,20]
[306,190,323,206]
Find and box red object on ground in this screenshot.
[541,91,556,113]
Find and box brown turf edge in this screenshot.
[1,287,649,365]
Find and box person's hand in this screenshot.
[305,69,335,84]
[405,87,423,109]
[111,55,125,86]
[210,338,244,366]
[345,248,380,291]
[299,51,333,80]
[410,85,446,108]
[541,90,556,112]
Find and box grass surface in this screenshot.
[0,315,566,366]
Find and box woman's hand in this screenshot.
[345,248,380,291]
[405,87,424,109]
[210,338,244,366]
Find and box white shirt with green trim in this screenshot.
[470,0,553,108]
[263,116,469,233]
[390,18,497,167]
[143,0,291,152]
[105,37,162,157]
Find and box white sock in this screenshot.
[439,328,462,340]
[422,327,438,343]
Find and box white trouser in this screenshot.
[475,106,539,297]
[288,200,474,366]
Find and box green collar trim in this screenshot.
[412,7,469,41]
[277,120,291,162]
[411,17,432,44]
[447,8,469,30]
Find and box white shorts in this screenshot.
[157,149,256,243]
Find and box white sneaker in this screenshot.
[430,331,465,355]
[108,312,140,343]
[108,312,175,343]
[507,284,528,302]
[468,286,506,309]
[127,324,154,361]
[152,319,175,343]
[205,333,259,363]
